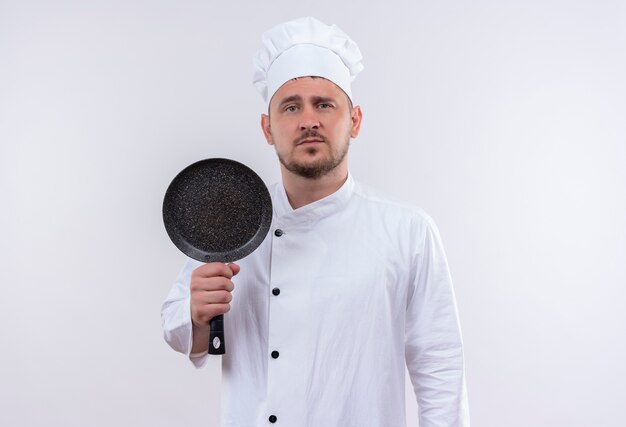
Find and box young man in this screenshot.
[162,16,469,427]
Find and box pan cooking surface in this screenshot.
[163,158,272,263]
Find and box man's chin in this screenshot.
[278,146,347,179]
[283,159,336,179]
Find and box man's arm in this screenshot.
[405,216,470,427]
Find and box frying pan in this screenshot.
[163,158,273,354]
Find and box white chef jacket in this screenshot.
[161,174,470,427]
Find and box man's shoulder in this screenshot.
[351,179,435,228]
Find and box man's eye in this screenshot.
[285,105,297,112]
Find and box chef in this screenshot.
[162,16,470,427]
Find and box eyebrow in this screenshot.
[277,95,337,109]
[311,96,336,105]
[278,95,302,109]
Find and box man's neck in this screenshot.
[281,166,349,210]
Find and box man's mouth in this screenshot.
[298,138,324,145]
[296,133,326,145]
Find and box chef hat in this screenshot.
[252,16,364,105]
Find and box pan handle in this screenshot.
[208,314,225,355]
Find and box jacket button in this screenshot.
[274,229,284,237]
[271,351,279,359]
[272,288,280,296]
[269,415,277,423]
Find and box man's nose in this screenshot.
[299,107,320,130]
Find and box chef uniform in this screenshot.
[162,16,470,427]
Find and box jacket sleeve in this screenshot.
[161,257,209,368]
[405,215,470,427]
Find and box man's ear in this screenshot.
[350,106,363,138]
[261,114,273,145]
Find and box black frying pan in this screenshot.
[163,158,273,354]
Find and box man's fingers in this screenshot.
[190,275,234,292]
[193,262,238,279]
[228,262,241,276]
[190,262,239,327]
[196,290,233,305]
[192,303,231,326]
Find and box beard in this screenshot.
[276,131,349,179]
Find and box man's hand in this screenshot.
[190,262,240,353]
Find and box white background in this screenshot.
[1,1,625,426]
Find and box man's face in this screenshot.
[261,77,362,179]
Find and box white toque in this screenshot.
[252,16,364,105]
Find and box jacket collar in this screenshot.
[272,173,355,228]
